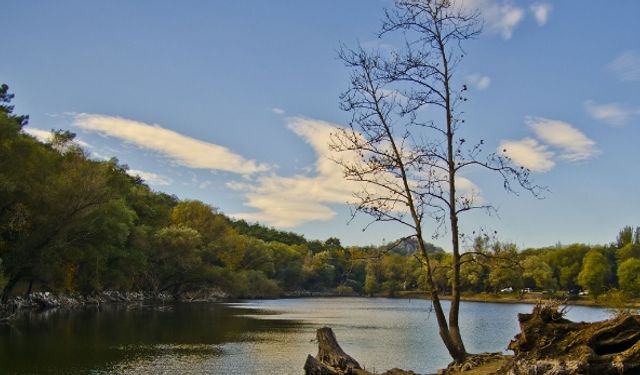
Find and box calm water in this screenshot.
[0,298,609,374]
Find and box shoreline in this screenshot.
[284,290,640,310]
[2,289,636,321]
[384,290,640,309]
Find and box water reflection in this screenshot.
[0,298,609,374]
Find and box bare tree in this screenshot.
[332,0,540,363]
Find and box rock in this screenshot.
[29,291,61,309]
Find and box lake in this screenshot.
[0,298,609,374]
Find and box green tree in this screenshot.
[617,258,640,296]
[364,261,379,295]
[170,200,231,244]
[577,250,612,297]
[486,243,522,292]
[269,242,304,289]
[148,225,204,296]
[522,255,555,290]
[1,150,133,298]
[544,244,590,290]
[617,242,640,262]
[616,226,635,248]
[459,260,487,292]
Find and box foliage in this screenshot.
[617,258,640,296]
[577,250,612,298]
[522,255,556,290]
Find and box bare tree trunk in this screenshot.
[440,16,467,361]
[335,0,535,365]
[1,273,21,302]
[26,279,33,295]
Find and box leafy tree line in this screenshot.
[0,84,360,300]
[1,84,639,302]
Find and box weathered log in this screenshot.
[502,303,640,374]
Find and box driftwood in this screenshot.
[502,303,640,374]
[304,327,419,375]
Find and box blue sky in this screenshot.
[3,1,639,250]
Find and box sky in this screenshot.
[3,0,639,250]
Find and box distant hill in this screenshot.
[384,237,445,256]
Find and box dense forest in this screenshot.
[1,84,639,302]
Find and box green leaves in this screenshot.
[577,250,612,298]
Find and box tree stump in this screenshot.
[304,327,363,375]
[304,327,421,375]
[502,303,640,374]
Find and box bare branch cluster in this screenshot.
[332,0,543,363]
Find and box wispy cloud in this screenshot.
[466,74,491,90]
[271,107,285,115]
[73,113,270,175]
[229,118,357,227]
[127,169,172,186]
[499,117,598,172]
[527,117,599,162]
[498,138,555,172]
[584,100,640,127]
[229,117,479,228]
[530,3,552,26]
[461,0,525,39]
[607,50,640,82]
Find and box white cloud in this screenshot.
[271,107,285,115]
[527,117,599,162]
[73,113,269,175]
[229,118,357,227]
[22,127,53,142]
[466,74,491,90]
[461,0,525,39]
[127,169,172,186]
[584,100,640,127]
[530,3,552,26]
[607,50,640,82]
[230,117,480,228]
[498,138,555,172]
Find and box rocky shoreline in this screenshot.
[0,288,230,321]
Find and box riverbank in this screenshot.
[390,290,640,309]
[0,289,229,321]
[3,288,636,322]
